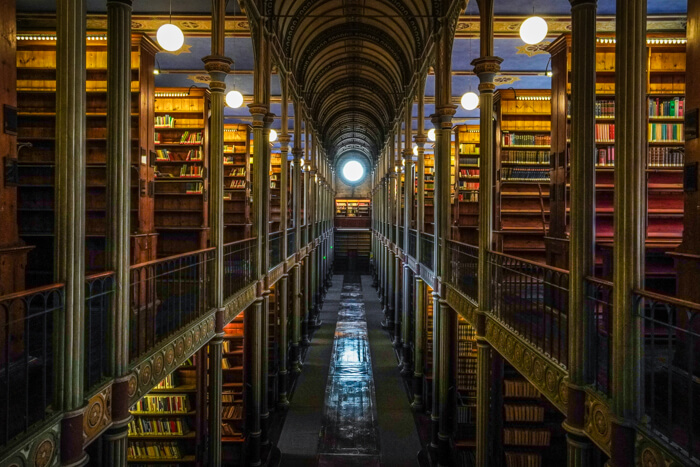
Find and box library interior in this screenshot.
[0,0,698,466]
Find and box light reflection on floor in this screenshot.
[317,279,381,466]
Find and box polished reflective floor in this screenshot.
[318,276,380,465]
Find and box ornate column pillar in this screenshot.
[301,132,311,346]
[401,100,414,373]
[412,277,426,410]
[56,0,88,463]
[291,97,303,371]
[277,74,291,407]
[104,0,134,462]
[610,1,646,465]
[394,126,403,347]
[473,0,503,463]
[202,0,232,463]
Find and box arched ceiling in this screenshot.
[266,0,436,166]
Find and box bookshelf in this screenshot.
[15,34,158,287]
[548,34,685,291]
[495,89,552,263]
[222,317,245,464]
[422,284,434,412]
[424,151,435,234]
[153,87,210,258]
[223,124,252,242]
[270,153,282,233]
[267,284,280,408]
[128,357,202,465]
[453,125,480,245]
[334,198,371,229]
[454,317,477,449]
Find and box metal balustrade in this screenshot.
[269,231,283,268]
[636,289,700,461]
[224,238,257,299]
[0,283,64,446]
[448,240,479,303]
[488,251,569,367]
[398,226,404,250]
[408,229,417,259]
[287,228,296,256]
[586,277,613,395]
[129,248,215,363]
[420,233,434,271]
[85,272,114,391]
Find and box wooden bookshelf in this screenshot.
[424,151,435,234]
[153,87,210,257]
[270,154,282,233]
[335,198,371,229]
[223,124,252,242]
[128,358,202,465]
[221,317,245,464]
[454,317,477,448]
[453,125,480,244]
[422,284,434,413]
[494,89,552,263]
[15,33,158,287]
[548,34,685,292]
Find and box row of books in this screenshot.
[179,131,203,144]
[459,169,479,178]
[458,340,477,355]
[595,99,615,118]
[222,392,241,403]
[458,143,479,155]
[222,405,243,420]
[128,418,190,436]
[596,146,615,166]
[502,133,551,147]
[505,452,542,467]
[649,97,685,118]
[457,405,476,424]
[128,441,183,460]
[457,181,479,191]
[457,358,477,374]
[458,323,476,340]
[155,149,203,162]
[222,424,244,438]
[595,123,615,142]
[185,182,203,194]
[461,157,480,167]
[504,380,541,398]
[501,168,550,182]
[504,428,551,446]
[229,180,246,189]
[649,123,684,142]
[504,404,545,422]
[154,115,175,128]
[457,373,476,390]
[501,150,550,165]
[155,374,175,389]
[648,147,684,167]
[131,395,189,414]
[224,144,247,154]
[228,168,246,176]
[458,192,479,202]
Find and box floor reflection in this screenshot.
[318,279,380,464]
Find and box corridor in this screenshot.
[277,275,422,466]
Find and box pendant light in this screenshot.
[428,128,436,142]
[225,62,243,108]
[520,6,548,45]
[269,129,278,142]
[461,37,479,111]
[413,145,418,156]
[157,0,184,52]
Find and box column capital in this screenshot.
[569,0,598,8]
[249,103,270,121]
[202,55,232,91]
[263,112,275,129]
[472,56,504,92]
[292,147,303,160]
[435,105,458,130]
[414,135,427,147]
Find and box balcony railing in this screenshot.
[488,251,569,367]
[85,272,114,391]
[586,277,613,395]
[1,283,64,447]
[398,226,404,250]
[269,231,282,268]
[448,240,479,303]
[287,228,296,257]
[408,229,417,259]
[636,289,700,461]
[224,238,257,299]
[420,233,435,271]
[129,248,215,363]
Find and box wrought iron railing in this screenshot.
[85,272,114,391]
[398,226,404,250]
[448,240,479,303]
[408,229,417,259]
[488,251,569,367]
[224,238,257,300]
[586,277,613,395]
[129,248,215,363]
[420,233,435,271]
[0,283,64,446]
[269,231,282,268]
[287,228,296,257]
[636,289,700,461]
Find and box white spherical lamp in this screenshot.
[428,128,436,142]
[269,129,278,142]
[225,90,243,108]
[461,91,479,111]
[520,16,548,45]
[413,145,418,156]
[156,23,184,52]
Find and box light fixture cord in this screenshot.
[169,0,172,24]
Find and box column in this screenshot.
[411,278,425,410]
[563,0,599,463]
[104,0,134,461]
[394,126,403,347]
[611,1,646,465]
[244,299,263,466]
[56,0,87,463]
[291,98,304,370]
[207,326,224,467]
[278,74,291,407]
[301,132,311,345]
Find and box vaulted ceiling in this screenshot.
[262,0,439,165]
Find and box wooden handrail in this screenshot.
[85,271,115,281]
[129,247,216,271]
[447,239,478,249]
[585,276,613,288]
[0,282,65,302]
[223,237,257,248]
[488,249,570,275]
[634,288,700,313]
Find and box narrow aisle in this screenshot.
[278,274,421,467]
